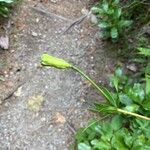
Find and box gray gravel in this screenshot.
[0,0,110,149]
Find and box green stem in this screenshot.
[72,66,106,97]
[72,66,150,121]
[117,108,150,120]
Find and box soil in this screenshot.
[0,0,117,149]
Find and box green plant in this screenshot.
[40,54,150,120]
[91,0,132,41]
[40,54,150,149]
[0,0,16,17]
[74,116,150,150]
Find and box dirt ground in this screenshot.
[0,0,117,149]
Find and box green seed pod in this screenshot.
[41,54,72,69]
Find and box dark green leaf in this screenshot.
[143,99,150,111]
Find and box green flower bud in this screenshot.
[41,54,72,69]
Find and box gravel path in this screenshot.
[0,0,113,149]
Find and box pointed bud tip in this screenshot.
[41,54,72,69]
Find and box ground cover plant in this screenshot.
[39,0,150,149]
[40,52,150,149]
[0,0,16,17]
[91,0,133,41]
[91,0,150,42]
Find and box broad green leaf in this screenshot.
[111,27,118,39]
[91,7,103,14]
[102,1,108,12]
[127,83,145,104]
[98,21,110,28]
[41,54,72,69]
[91,139,99,146]
[111,115,123,131]
[124,104,139,112]
[111,129,128,150]
[115,67,123,77]
[137,47,150,56]
[0,0,13,3]
[78,143,91,150]
[94,140,111,149]
[119,93,133,106]
[107,8,114,15]
[114,8,121,18]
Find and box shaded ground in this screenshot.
[0,0,116,149]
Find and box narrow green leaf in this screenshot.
[137,47,150,56]
[118,20,133,28]
[146,74,150,95]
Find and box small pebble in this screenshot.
[31,32,38,37]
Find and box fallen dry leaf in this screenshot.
[54,112,66,124]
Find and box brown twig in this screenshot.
[1,82,25,103]
[30,6,72,22]
[62,11,91,34]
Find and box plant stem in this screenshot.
[117,108,150,120]
[72,66,106,97]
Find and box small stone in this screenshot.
[10,49,15,53]
[14,87,22,97]
[58,128,62,132]
[127,64,137,72]
[36,18,39,23]
[90,14,98,24]
[51,0,57,3]
[81,8,89,15]
[31,32,38,37]
[41,117,46,122]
